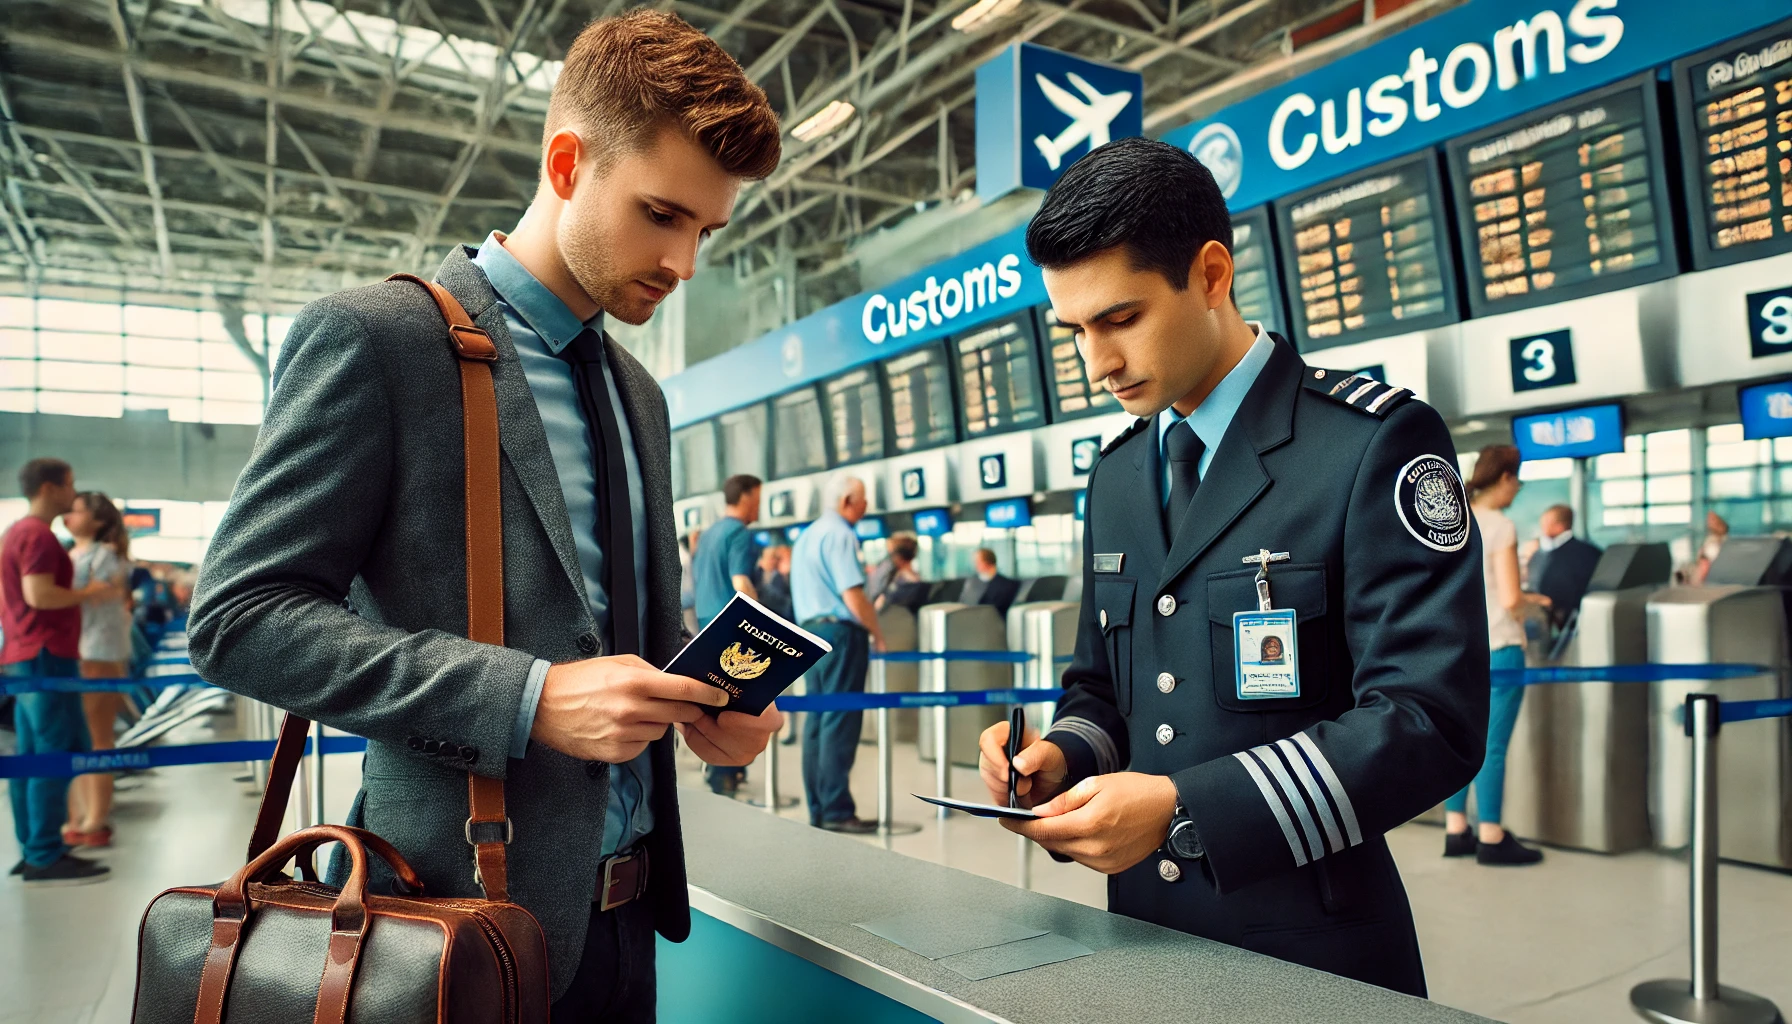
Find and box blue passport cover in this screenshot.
[664,593,833,716]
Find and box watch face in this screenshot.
[1169,820,1203,859]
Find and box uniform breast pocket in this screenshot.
[1094,577,1137,715]
[1207,564,1330,713]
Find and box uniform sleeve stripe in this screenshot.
[1233,750,1308,867]
[1046,717,1119,776]
[1292,732,1363,847]
[1346,381,1380,405]
[1252,745,1325,862]
[1365,386,1408,413]
[1328,375,1362,396]
[1275,738,1344,855]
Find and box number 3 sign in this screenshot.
[1508,329,1577,393]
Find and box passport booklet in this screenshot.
[664,592,832,716]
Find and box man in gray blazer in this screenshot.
[187,12,784,1020]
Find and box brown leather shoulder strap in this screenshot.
[387,272,511,903]
[246,713,313,863]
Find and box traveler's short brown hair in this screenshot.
[547,10,781,179]
[723,474,762,506]
[18,457,70,499]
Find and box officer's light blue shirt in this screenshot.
[790,511,867,623]
[694,515,756,628]
[1159,323,1273,504]
[473,232,652,856]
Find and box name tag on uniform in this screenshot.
[1233,609,1299,699]
[1093,553,1125,573]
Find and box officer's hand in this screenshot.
[977,721,1068,808]
[676,703,785,767]
[1002,773,1178,874]
[531,655,728,763]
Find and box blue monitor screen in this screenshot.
[753,530,776,548]
[854,516,887,540]
[784,524,808,543]
[984,497,1032,529]
[1075,490,1086,521]
[1512,404,1624,461]
[1740,380,1792,440]
[912,508,952,537]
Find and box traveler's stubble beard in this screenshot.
[559,186,660,327]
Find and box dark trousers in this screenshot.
[4,652,87,868]
[550,898,657,1023]
[800,619,868,826]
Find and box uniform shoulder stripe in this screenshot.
[1301,368,1413,419]
[1099,417,1151,456]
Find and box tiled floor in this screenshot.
[3,710,1789,1024]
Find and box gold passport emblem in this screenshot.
[719,642,772,680]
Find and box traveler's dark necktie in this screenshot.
[1164,421,1205,543]
[557,328,640,657]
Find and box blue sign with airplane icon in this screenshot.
[976,43,1143,203]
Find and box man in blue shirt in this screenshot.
[789,475,886,833]
[692,473,762,794]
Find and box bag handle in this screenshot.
[243,274,512,902]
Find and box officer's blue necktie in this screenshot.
[1164,421,1204,543]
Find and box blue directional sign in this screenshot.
[976,43,1143,203]
[985,497,1033,529]
[912,508,953,538]
[854,516,887,541]
[1512,403,1624,461]
[1739,380,1792,440]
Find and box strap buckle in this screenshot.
[598,850,647,911]
[464,816,513,846]
[449,324,498,362]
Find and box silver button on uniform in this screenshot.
[1099,609,1108,629]
[1155,723,1174,745]
[1158,858,1182,883]
[1156,672,1176,694]
[1157,594,1177,617]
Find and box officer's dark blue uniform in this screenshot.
[1045,331,1490,996]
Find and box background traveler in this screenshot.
[62,491,134,850]
[692,473,762,795]
[960,547,1019,617]
[1530,504,1601,630]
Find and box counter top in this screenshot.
[677,789,1494,1024]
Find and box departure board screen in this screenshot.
[955,315,1047,438]
[1675,19,1792,268]
[771,387,828,479]
[671,421,719,500]
[1231,207,1286,335]
[717,402,768,480]
[1038,305,1119,421]
[881,342,958,453]
[1276,152,1457,349]
[823,366,885,465]
[1449,74,1675,316]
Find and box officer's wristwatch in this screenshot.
[1166,804,1204,860]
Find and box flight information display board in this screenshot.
[771,386,829,479]
[823,366,886,466]
[717,402,768,480]
[954,314,1047,438]
[1231,206,1287,336]
[1275,152,1459,349]
[671,421,719,500]
[1674,18,1792,269]
[1448,74,1677,317]
[1037,305,1119,421]
[881,342,958,454]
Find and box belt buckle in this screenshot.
[599,850,643,911]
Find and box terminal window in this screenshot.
[1589,430,1694,542]
[0,297,288,425]
[1703,422,1792,532]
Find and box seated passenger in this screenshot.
[868,532,922,611]
[961,548,1019,617]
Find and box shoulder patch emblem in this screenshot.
[1394,454,1469,552]
[1304,371,1413,418]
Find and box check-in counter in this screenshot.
[660,790,1494,1024]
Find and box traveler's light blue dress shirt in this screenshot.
[473,232,652,856]
[789,511,867,623]
[1159,323,1272,504]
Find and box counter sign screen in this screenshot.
[1675,19,1792,268]
[1740,379,1792,440]
[955,315,1046,438]
[1512,403,1625,462]
[1450,76,1674,316]
[1276,152,1457,349]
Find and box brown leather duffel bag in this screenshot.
[132,275,552,1022]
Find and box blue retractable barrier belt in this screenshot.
[1720,698,1792,724]
[1490,663,1769,687]
[0,735,368,779]
[871,650,1033,664]
[778,688,1063,712]
[1,673,206,695]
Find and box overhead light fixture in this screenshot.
[791,100,856,142]
[952,0,1020,32]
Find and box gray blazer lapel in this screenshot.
[434,247,588,618]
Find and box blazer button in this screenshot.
[437,743,459,759]
[461,746,479,766]
[1156,672,1176,694]
[1157,594,1177,617]
[422,739,440,755]
[577,632,599,655]
[408,736,425,751]
[1155,723,1174,746]
[586,762,604,779]
[1158,858,1183,883]
[1099,609,1108,629]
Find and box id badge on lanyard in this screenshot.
[1234,549,1299,700]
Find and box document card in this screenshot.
[664,592,832,716]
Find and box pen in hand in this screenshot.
[1006,705,1025,809]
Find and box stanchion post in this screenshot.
[934,703,949,818]
[1629,693,1782,1024]
[313,720,327,826]
[764,725,780,816]
[873,657,891,830]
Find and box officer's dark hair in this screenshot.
[19,458,71,499]
[1468,445,1522,498]
[723,474,762,506]
[1026,136,1233,292]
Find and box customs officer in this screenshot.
[979,138,1489,996]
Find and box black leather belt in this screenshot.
[595,846,649,911]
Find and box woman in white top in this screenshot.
[62,491,134,848]
[1443,446,1550,866]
